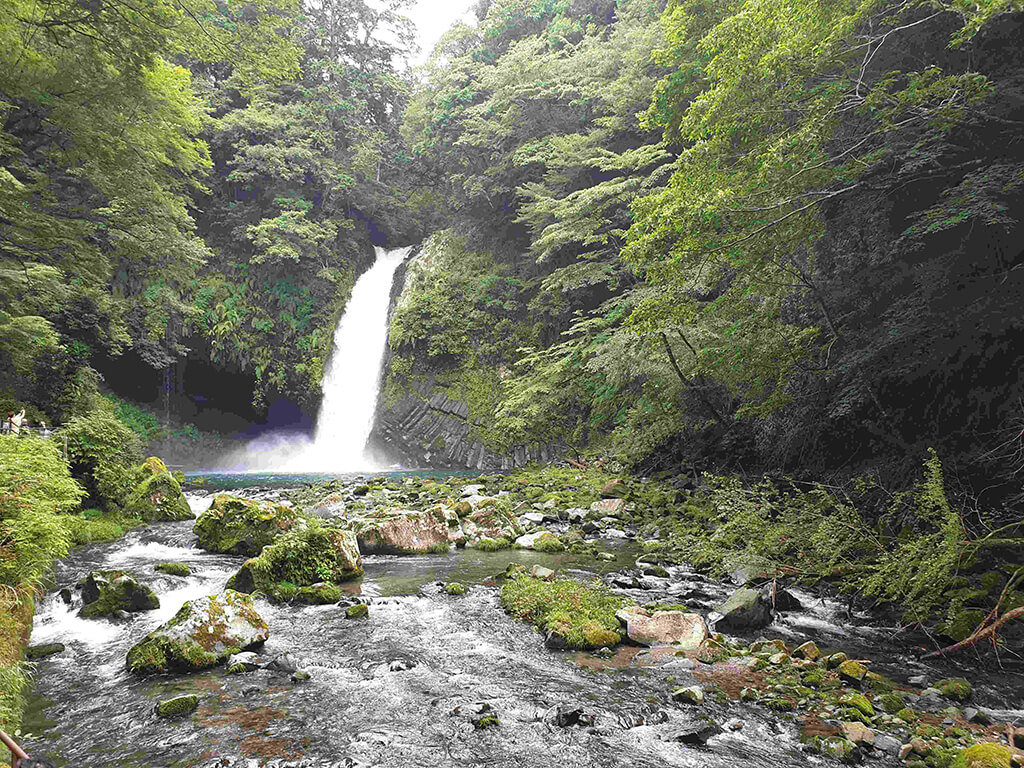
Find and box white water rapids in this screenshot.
[224,245,412,471]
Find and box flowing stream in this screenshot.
[224,245,412,473]
[20,490,1024,768]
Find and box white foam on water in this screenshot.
[31,598,123,647]
[107,541,196,564]
[186,493,213,516]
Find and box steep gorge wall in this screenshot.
[368,243,551,469]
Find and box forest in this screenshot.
[2,0,1024,764]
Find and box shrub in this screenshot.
[62,408,143,510]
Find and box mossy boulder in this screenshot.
[126,590,268,674]
[837,659,868,686]
[346,603,369,619]
[193,494,300,556]
[444,582,468,596]
[713,587,773,631]
[515,531,565,552]
[25,643,65,660]
[155,694,199,718]
[226,524,363,598]
[461,504,522,545]
[124,457,193,522]
[839,692,875,717]
[935,677,972,702]
[79,569,160,618]
[953,743,1013,768]
[344,507,460,554]
[876,693,906,713]
[155,562,191,577]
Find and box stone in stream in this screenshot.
[663,717,722,745]
[25,643,65,660]
[615,606,708,649]
[711,587,774,630]
[461,503,522,546]
[226,526,363,596]
[308,491,347,518]
[124,457,194,522]
[155,694,199,718]
[79,570,160,618]
[193,494,300,556]
[344,507,461,554]
[227,651,261,673]
[514,531,565,552]
[672,686,704,705]
[126,590,269,675]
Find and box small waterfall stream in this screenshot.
[227,245,412,472]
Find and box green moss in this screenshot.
[124,462,192,522]
[155,562,191,577]
[837,659,867,684]
[427,542,451,554]
[346,603,369,619]
[952,743,1012,768]
[444,582,467,596]
[80,571,160,617]
[155,694,199,718]
[25,643,65,660]
[500,573,624,650]
[935,677,972,702]
[839,692,875,717]
[295,583,343,605]
[532,532,565,553]
[876,693,906,713]
[193,494,300,556]
[473,714,500,729]
[475,537,511,551]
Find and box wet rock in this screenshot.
[461,503,522,545]
[227,651,261,672]
[194,494,300,556]
[724,718,744,731]
[907,674,928,686]
[615,606,708,648]
[155,694,199,718]
[346,603,369,619]
[915,688,947,712]
[521,512,546,525]
[79,570,160,618]
[126,590,269,675]
[267,653,298,673]
[530,565,556,581]
[600,479,628,499]
[58,587,73,605]
[934,677,972,702]
[840,721,874,746]
[155,562,191,577]
[545,703,589,727]
[838,659,868,686]
[226,526,362,596]
[672,686,704,704]
[515,531,564,552]
[125,457,194,522]
[294,582,344,605]
[603,528,629,540]
[589,498,626,519]
[663,717,721,745]
[460,484,485,497]
[965,707,993,725]
[388,659,415,672]
[712,587,773,631]
[582,521,603,534]
[346,507,460,554]
[792,641,820,660]
[291,670,311,682]
[25,643,65,660]
[595,552,616,562]
[566,508,587,524]
[873,733,902,754]
[768,587,802,612]
[308,491,347,518]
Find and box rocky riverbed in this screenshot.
[17,471,1024,768]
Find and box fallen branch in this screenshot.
[920,606,1024,660]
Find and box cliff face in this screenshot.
[368,240,552,469]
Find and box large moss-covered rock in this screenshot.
[155,694,199,718]
[953,743,1013,768]
[193,494,300,556]
[79,569,160,618]
[126,590,268,674]
[344,507,459,555]
[226,524,363,597]
[124,457,193,522]
[713,587,774,631]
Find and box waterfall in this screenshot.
[226,245,411,471]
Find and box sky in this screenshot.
[402,0,476,66]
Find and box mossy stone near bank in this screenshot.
[124,457,193,522]
[155,694,199,718]
[193,495,300,556]
[155,562,191,577]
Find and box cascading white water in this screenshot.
[226,245,411,471]
[301,244,412,469]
